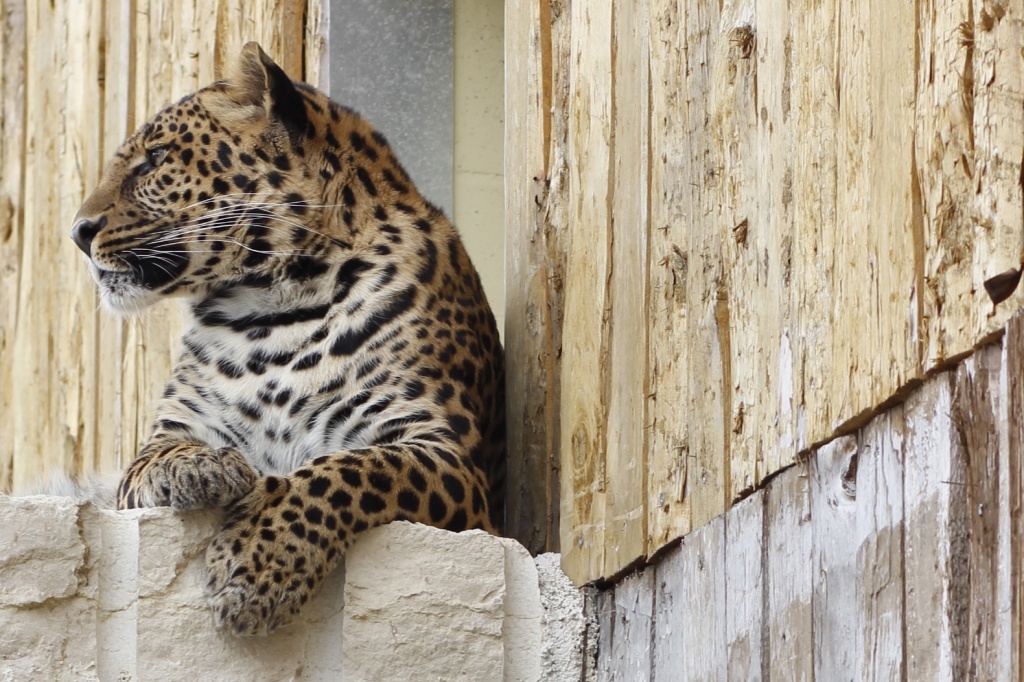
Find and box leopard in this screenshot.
[69,42,505,636]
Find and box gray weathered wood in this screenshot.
[765,462,813,681]
[653,517,726,681]
[855,408,905,680]
[903,372,966,680]
[809,436,858,681]
[955,346,1004,681]
[724,494,764,682]
[597,570,654,682]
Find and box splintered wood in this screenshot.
[0,0,327,492]
[593,314,1024,678]
[505,0,1024,582]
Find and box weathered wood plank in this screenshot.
[505,0,570,554]
[789,0,838,454]
[753,0,794,480]
[1001,312,1024,681]
[714,0,759,500]
[645,0,692,549]
[916,0,975,367]
[903,372,967,680]
[666,518,726,681]
[855,407,905,680]
[0,0,27,490]
[603,0,651,577]
[809,436,857,681]
[765,461,812,681]
[597,570,655,682]
[833,0,920,437]
[724,493,763,681]
[682,0,728,531]
[12,0,66,489]
[968,0,1024,323]
[558,0,613,583]
[954,346,1004,680]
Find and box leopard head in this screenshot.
[72,43,329,314]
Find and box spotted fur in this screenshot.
[72,43,505,636]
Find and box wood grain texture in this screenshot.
[558,0,613,581]
[504,0,568,554]
[765,461,812,681]
[724,494,763,682]
[591,323,1024,675]
[809,436,857,681]
[855,407,905,680]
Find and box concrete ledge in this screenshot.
[0,495,587,681]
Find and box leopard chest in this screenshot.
[173,314,402,474]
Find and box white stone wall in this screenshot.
[0,496,588,681]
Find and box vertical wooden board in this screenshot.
[809,436,858,681]
[0,0,27,490]
[753,0,794,477]
[968,0,1024,328]
[645,0,691,550]
[603,0,651,576]
[559,0,613,584]
[92,0,134,476]
[903,372,967,680]
[915,0,976,368]
[1001,312,1024,680]
[597,570,655,682]
[789,0,838,453]
[765,461,812,681]
[59,0,104,480]
[953,346,1004,680]
[12,0,63,490]
[713,0,760,501]
[505,0,566,554]
[305,0,329,87]
[655,518,726,681]
[855,408,905,680]
[679,0,730,533]
[724,493,764,682]
[833,0,920,437]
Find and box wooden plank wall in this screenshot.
[0,0,325,493]
[591,311,1024,680]
[505,0,1024,582]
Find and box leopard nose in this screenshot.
[71,216,105,256]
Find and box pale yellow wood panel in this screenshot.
[789,0,839,455]
[753,0,794,479]
[60,0,105,481]
[967,0,1024,331]
[305,0,329,87]
[646,0,692,551]
[916,0,976,368]
[504,0,567,553]
[12,0,68,490]
[558,0,613,583]
[832,0,920,439]
[0,0,27,490]
[603,0,651,577]
[713,0,759,502]
[682,0,729,533]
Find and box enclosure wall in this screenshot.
[505,0,1024,583]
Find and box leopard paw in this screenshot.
[204,476,343,636]
[118,445,257,510]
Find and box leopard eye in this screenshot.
[146,147,169,168]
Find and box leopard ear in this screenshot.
[228,42,309,141]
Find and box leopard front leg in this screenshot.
[205,444,493,636]
[118,440,258,510]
